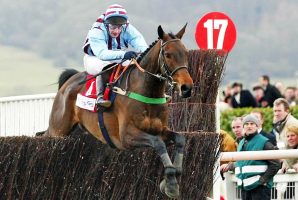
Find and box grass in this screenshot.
[0,45,82,97]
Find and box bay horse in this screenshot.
[44,24,193,198]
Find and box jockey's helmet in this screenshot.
[104,4,128,25]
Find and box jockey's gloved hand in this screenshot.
[123,51,138,61]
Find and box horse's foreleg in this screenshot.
[164,130,186,176]
[125,126,179,198]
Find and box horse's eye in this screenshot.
[164,53,171,58]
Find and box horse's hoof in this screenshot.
[165,185,179,199]
[159,179,179,199]
[159,179,166,194]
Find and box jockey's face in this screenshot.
[108,24,122,38]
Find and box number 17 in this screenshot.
[204,19,228,50]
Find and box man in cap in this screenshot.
[83,4,148,108]
[221,114,280,200]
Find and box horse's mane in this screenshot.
[136,32,177,63]
[137,39,159,63]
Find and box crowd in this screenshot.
[219,75,298,200]
[220,75,298,111]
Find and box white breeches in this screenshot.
[83,54,131,75]
[83,54,112,75]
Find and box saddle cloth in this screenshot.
[75,75,97,112]
[75,73,115,112]
[76,74,113,112]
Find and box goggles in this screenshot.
[108,24,123,31]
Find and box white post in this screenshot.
[211,94,221,200]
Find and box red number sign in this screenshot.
[195,12,237,52]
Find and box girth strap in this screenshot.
[98,112,116,148]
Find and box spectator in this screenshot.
[251,109,277,146]
[231,82,257,108]
[275,81,285,96]
[280,126,298,173]
[220,114,280,200]
[222,86,233,107]
[295,87,298,105]
[272,98,298,149]
[284,86,297,106]
[223,85,233,99]
[252,85,267,107]
[231,117,244,143]
[259,75,283,107]
[219,86,233,112]
[220,130,237,165]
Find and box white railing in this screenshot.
[220,150,298,200]
[223,172,298,200]
[0,93,56,136]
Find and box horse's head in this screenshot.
[157,24,193,98]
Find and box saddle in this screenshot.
[76,63,125,112]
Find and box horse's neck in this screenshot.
[130,43,166,97]
[140,40,161,74]
[141,42,166,97]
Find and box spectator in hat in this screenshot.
[251,109,277,146]
[231,82,257,108]
[220,114,280,200]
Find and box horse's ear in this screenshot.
[158,25,165,39]
[176,23,187,39]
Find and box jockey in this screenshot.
[83,4,148,108]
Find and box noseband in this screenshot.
[159,39,188,79]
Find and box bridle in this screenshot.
[111,38,189,101]
[111,38,189,89]
[158,39,188,80]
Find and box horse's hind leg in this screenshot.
[125,126,179,198]
[47,91,76,137]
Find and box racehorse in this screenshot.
[44,24,193,198]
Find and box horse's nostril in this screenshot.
[181,85,192,98]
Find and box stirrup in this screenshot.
[96,95,112,108]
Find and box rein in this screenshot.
[131,38,188,82]
[112,38,188,104]
[78,59,128,85]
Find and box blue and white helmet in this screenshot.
[104,4,128,25]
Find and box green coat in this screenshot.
[235,134,273,190]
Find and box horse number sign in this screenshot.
[195,12,236,52]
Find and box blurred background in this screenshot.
[1,0,297,97]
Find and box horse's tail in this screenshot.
[58,69,79,89]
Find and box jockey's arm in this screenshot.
[125,24,148,53]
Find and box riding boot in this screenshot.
[96,75,112,108]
